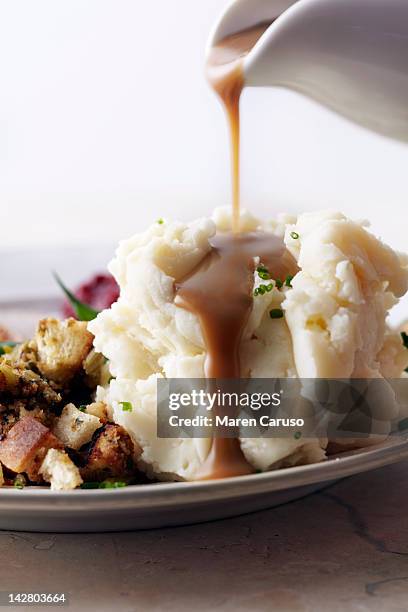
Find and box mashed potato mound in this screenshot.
[89,208,408,481]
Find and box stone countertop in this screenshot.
[1,461,407,612]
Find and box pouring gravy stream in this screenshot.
[206,21,271,232]
[176,21,297,479]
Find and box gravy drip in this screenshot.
[176,232,298,479]
[206,22,271,232]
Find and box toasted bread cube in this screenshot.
[0,416,63,481]
[52,403,101,450]
[35,318,94,384]
[80,424,141,481]
[40,449,83,491]
[85,401,109,421]
[83,350,109,387]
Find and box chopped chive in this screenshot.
[78,405,87,413]
[254,283,274,297]
[294,431,302,440]
[157,218,164,225]
[120,401,133,412]
[80,482,100,489]
[257,265,269,274]
[13,474,26,489]
[257,265,270,280]
[275,279,283,289]
[81,481,128,489]
[290,231,299,240]
[99,481,127,489]
[285,275,294,287]
[270,308,284,319]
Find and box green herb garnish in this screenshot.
[78,405,87,413]
[13,474,26,489]
[290,231,299,240]
[256,265,270,280]
[99,481,127,489]
[80,481,128,490]
[120,401,133,412]
[257,265,269,274]
[285,275,294,287]
[157,218,164,225]
[275,279,283,289]
[294,431,302,440]
[269,308,284,319]
[0,341,18,356]
[254,286,263,296]
[254,282,274,296]
[53,273,100,322]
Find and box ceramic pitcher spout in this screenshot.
[208,0,408,141]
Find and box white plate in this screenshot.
[1,298,408,532]
[0,436,407,532]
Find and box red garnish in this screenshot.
[62,273,119,319]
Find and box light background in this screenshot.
[1,0,407,318]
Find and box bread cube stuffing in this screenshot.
[35,318,94,384]
[0,416,63,481]
[80,424,140,481]
[52,403,101,450]
[40,448,83,491]
[85,401,108,420]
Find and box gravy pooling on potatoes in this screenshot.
[176,233,298,479]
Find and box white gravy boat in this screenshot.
[207,0,408,141]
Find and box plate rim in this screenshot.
[1,434,407,510]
